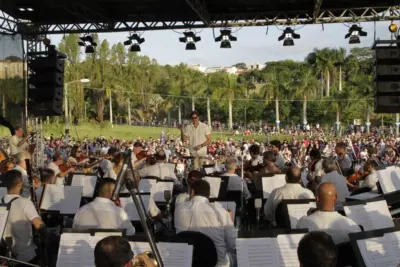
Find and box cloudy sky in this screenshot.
[47,21,392,67]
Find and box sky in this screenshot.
[46,21,393,67]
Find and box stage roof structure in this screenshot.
[0,0,399,35]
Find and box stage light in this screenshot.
[124,33,145,52]
[345,24,367,44]
[78,34,97,54]
[278,27,300,46]
[27,8,34,11]
[179,31,201,50]
[215,29,237,49]
[389,23,398,33]
[18,8,26,11]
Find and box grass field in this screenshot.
[0,123,295,142]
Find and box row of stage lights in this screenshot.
[77,23,399,53]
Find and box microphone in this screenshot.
[254,198,262,229]
[111,149,131,201]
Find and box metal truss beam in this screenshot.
[313,0,323,21]
[0,10,18,34]
[185,0,211,26]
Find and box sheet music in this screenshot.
[344,200,394,231]
[215,201,236,220]
[276,234,305,267]
[0,188,6,199]
[376,167,400,194]
[215,164,226,173]
[129,242,193,267]
[153,181,174,202]
[71,174,97,198]
[0,207,8,239]
[203,176,221,198]
[347,192,382,201]
[204,167,215,175]
[40,185,83,214]
[120,195,150,221]
[287,202,316,229]
[236,238,278,267]
[138,179,157,193]
[356,231,400,267]
[262,175,286,199]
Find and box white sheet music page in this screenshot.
[287,202,316,229]
[0,188,6,199]
[138,179,157,194]
[277,234,305,267]
[262,175,286,199]
[356,234,399,267]
[0,207,8,239]
[376,169,396,194]
[153,181,174,202]
[40,185,83,214]
[236,238,278,267]
[203,176,221,198]
[204,167,216,175]
[344,200,394,231]
[71,174,97,198]
[215,201,236,220]
[120,195,150,221]
[386,166,400,192]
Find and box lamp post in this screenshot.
[64,78,90,130]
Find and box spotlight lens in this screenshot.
[27,8,34,11]
[389,24,398,33]
[18,8,26,11]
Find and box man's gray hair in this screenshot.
[322,158,337,173]
[225,157,237,171]
[15,151,30,164]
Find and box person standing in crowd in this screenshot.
[46,152,75,185]
[270,140,285,169]
[73,178,135,235]
[182,111,212,170]
[175,179,237,267]
[9,126,30,156]
[297,232,337,267]
[2,170,46,264]
[296,183,360,244]
[264,167,314,225]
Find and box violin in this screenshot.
[347,170,369,184]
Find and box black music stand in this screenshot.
[238,228,308,238]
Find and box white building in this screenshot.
[246,63,265,70]
[188,64,238,75]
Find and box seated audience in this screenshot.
[297,231,337,267]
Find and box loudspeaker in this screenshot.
[373,45,400,113]
[28,48,65,116]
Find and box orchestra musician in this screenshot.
[334,142,353,176]
[9,126,30,156]
[13,152,32,198]
[67,145,90,166]
[182,111,212,170]
[46,153,75,185]
[138,150,178,183]
[269,140,285,169]
[222,157,251,199]
[35,169,56,203]
[73,178,135,236]
[2,170,46,264]
[357,159,378,192]
[99,147,118,177]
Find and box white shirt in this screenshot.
[264,183,315,223]
[174,196,237,267]
[314,159,325,178]
[184,122,211,157]
[73,197,135,235]
[3,194,40,262]
[9,135,28,156]
[275,151,285,169]
[222,172,251,199]
[360,171,378,192]
[46,162,64,185]
[139,162,178,182]
[338,154,352,170]
[251,155,263,166]
[296,210,361,244]
[13,165,30,198]
[99,159,113,175]
[320,171,350,208]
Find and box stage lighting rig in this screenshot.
[124,33,145,52]
[215,29,237,48]
[78,34,97,53]
[278,27,300,46]
[389,23,398,34]
[179,31,201,50]
[345,24,367,44]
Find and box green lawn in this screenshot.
[0,123,295,142]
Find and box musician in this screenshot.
[297,232,338,267]
[359,159,378,192]
[175,179,237,267]
[269,140,285,169]
[335,142,352,175]
[138,150,178,182]
[248,144,262,166]
[35,168,56,203]
[175,170,204,205]
[67,145,90,166]
[95,236,157,267]
[73,178,135,235]
[2,170,46,264]
[99,147,118,177]
[13,152,32,198]
[320,158,349,209]
[296,183,360,244]
[9,126,30,156]
[263,167,314,225]
[182,111,212,169]
[131,141,144,164]
[47,153,75,185]
[222,157,251,199]
[104,152,125,179]
[260,151,280,174]
[0,159,15,186]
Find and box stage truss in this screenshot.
[0,6,399,35]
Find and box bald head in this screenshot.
[317,183,337,211]
[286,166,301,183]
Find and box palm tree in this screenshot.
[295,65,319,125]
[335,48,346,92]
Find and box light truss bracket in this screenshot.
[185,0,211,26]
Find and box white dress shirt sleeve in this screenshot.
[24,201,40,222]
[263,188,279,221]
[119,209,136,236]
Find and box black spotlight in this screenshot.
[278,27,300,46]
[215,29,237,48]
[78,35,97,53]
[345,24,367,44]
[124,33,145,52]
[179,31,201,50]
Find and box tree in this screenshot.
[295,65,319,125]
